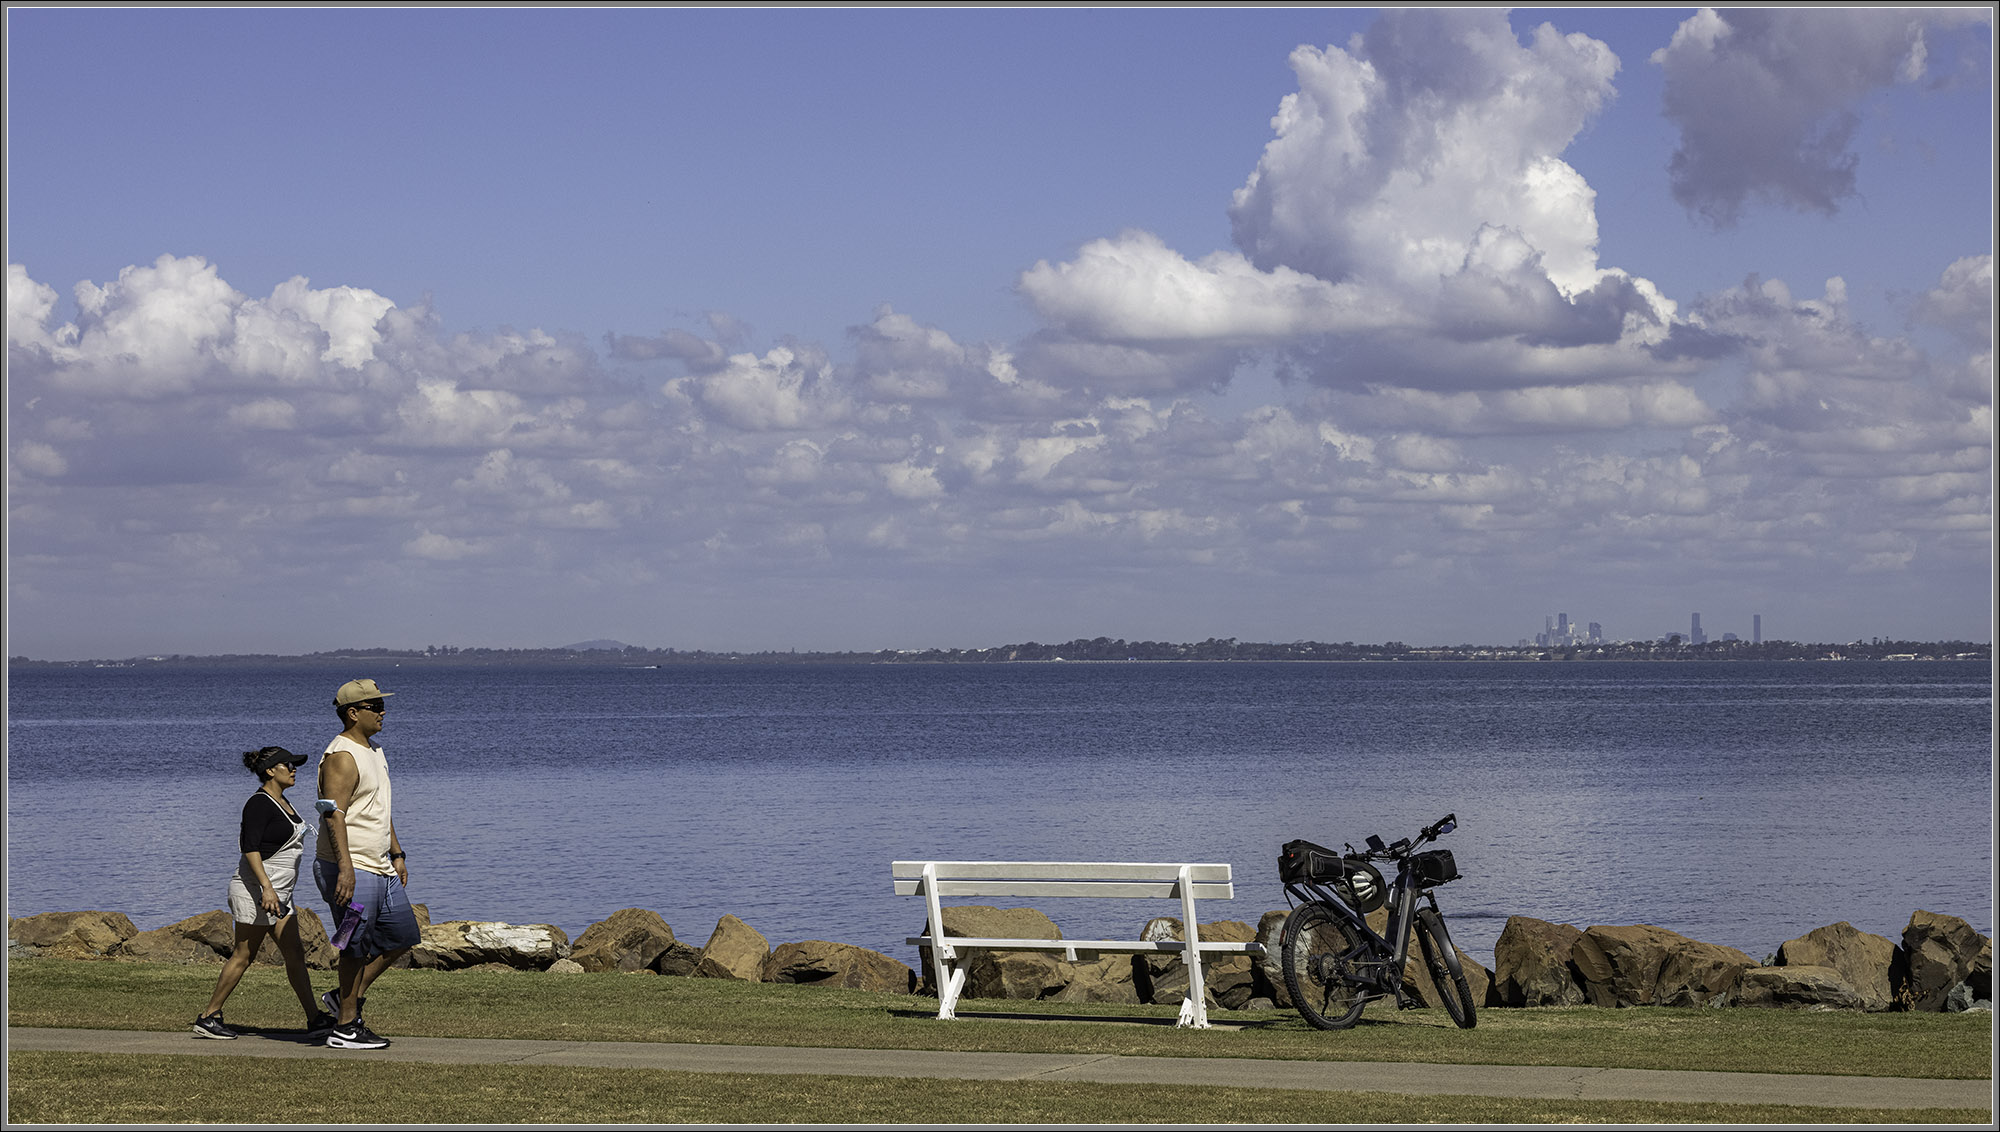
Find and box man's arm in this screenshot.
[318,749,359,906]
[388,820,407,888]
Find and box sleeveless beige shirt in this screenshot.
[317,734,394,876]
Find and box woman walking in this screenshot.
[192,746,337,1038]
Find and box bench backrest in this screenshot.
[892,861,1234,901]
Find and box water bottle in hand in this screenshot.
[329,901,365,949]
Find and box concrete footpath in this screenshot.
[8,1027,1992,1113]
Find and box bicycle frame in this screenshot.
[1281,859,1435,1002]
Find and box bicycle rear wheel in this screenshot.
[1280,902,1368,1030]
[1414,908,1476,1029]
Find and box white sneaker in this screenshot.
[323,1021,390,1050]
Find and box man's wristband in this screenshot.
[390,851,406,860]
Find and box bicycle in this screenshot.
[1276,813,1475,1030]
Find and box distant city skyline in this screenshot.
[6,9,1991,660]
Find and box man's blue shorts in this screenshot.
[314,858,422,960]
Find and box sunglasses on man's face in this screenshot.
[356,702,386,714]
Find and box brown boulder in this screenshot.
[695,914,769,981]
[1734,964,1868,1010]
[276,907,340,971]
[9,911,137,959]
[1198,919,1261,1009]
[916,906,1066,1001]
[764,941,914,993]
[571,909,679,973]
[1254,909,1290,1007]
[410,921,571,970]
[113,911,236,964]
[1370,907,1490,1009]
[1493,916,1587,1007]
[1775,922,1898,1011]
[1131,917,1217,1008]
[1900,910,1988,1011]
[1574,924,1754,1007]
[1048,954,1142,1004]
[653,939,703,977]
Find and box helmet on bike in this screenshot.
[1333,857,1387,913]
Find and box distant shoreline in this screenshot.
[9,638,1990,668]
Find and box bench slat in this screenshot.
[894,879,1233,900]
[892,861,1233,883]
[907,936,1263,954]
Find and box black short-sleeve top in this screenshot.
[239,791,302,857]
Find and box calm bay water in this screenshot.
[6,659,1991,967]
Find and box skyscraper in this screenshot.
[1691,612,1705,646]
[1754,614,1762,645]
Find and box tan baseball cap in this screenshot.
[334,678,396,707]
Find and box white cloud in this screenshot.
[1019,10,1683,397]
[1019,230,1388,342]
[1911,254,1994,350]
[672,345,849,431]
[12,440,68,478]
[404,529,488,560]
[225,398,300,430]
[1652,8,1990,224]
[1230,12,1619,292]
[1345,380,1715,435]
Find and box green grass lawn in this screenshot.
[7,1053,1989,1125]
[7,957,1992,1124]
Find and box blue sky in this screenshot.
[7,8,1993,657]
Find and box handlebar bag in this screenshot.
[1412,849,1460,888]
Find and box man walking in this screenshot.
[314,678,420,1050]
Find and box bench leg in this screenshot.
[937,964,967,1021]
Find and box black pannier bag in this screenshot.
[1278,839,1342,884]
[1412,848,1460,888]
[1280,839,1387,912]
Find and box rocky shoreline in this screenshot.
[9,905,1991,1015]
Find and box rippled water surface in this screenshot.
[7,659,1991,965]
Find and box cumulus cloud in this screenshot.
[1910,254,1994,350]
[1021,10,1682,398]
[1019,230,1390,343]
[1653,7,1990,225]
[1341,381,1716,435]
[1229,11,1619,292]
[669,345,849,431]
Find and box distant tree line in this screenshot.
[9,635,1989,668]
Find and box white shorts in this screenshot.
[226,845,302,926]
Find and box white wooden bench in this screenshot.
[893,860,1263,1028]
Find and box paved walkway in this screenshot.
[9,1027,1991,1113]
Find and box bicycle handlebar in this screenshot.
[1347,814,1458,859]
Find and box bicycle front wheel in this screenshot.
[1414,908,1476,1029]
[1280,902,1368,1030]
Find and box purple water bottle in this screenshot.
[329,901,365,949]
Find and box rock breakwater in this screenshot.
[9,905,1989,1013]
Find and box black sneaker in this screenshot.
[320,989,365,1025]
[307,1009,338,1034]
[191,1012,239,1040]
[323,1021,390,1050]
